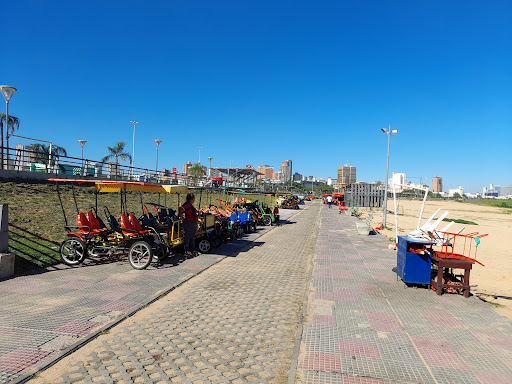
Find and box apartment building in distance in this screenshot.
[337,164,356,185]
[183,161,192,175]
[280,160,292,182]
[432,175,443,192]
[257,165,274,180]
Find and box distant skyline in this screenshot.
[1,1,511,193]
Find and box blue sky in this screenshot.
[2,0,511,192]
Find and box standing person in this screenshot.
[326,195,333,209]
[179,193,198,257]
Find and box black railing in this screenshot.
[0,146,189,185]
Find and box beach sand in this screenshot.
[356,199,512,317]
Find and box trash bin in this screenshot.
[355,222,371,235]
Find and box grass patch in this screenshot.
[442,218,478,225]
[489,302,505,308]
[0,180,277,274]
[466,199,512,209]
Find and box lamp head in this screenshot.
[154,139,162,147]
[381,128,386,134]
[0,85,17,102]
[78,140,87,148]
[391,129,398,134]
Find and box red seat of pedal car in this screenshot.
[120,214,137,236]
[86,211,108,234]
[77,212,91,234]
[128,213,149,234]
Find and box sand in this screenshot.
[356,199,512,317]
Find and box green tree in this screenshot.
[0,113,20,167]
[28,144,68,171]
[452,192,461,199]
[101,142,132,164]
[189,162,205,177]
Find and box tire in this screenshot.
[210,235,222,248]
[154,246,169,261]
[263,216,272,226]
[128,241,153,270]
[236,227,244,238]
[252,222,257,232]
[197,238,211,254]
[244,224,252,234]
[60,238,86,266]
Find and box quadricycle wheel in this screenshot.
[60,238,86,266]
[128,241,153,270]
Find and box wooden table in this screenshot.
[431,256,474,298]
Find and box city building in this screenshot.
[389,173,406,192]
[292,172,302,182]
[257,165,274,180]
[432,175,443,192]
[448,186,464,197]
[272,171,283,182]
[279,160,292,182]
[183,161,192,175]
[327,177,336,186]
[337,164,356,185]
[483,184,512,197]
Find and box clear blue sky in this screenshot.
[2,0,511,192]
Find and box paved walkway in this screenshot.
[26,203,320,384]
[0,208,302,384]
[3,202,512,384]
[297,205,512,384]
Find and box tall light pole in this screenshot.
[197,146,202,164]
[154,139,162,181]
[229,160,233,187]
[208,156,213,177]
[78,140,87,176]
[381,125,398,228]
[0,85,17,170]
[130,121,138,173]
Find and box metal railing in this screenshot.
[0,146,189,185]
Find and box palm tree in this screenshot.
[188,162,206,185]
[28,144,68,171]
[189,162,205,178]
[101,142,132,164]
[0,112,20,168]
[28,144,67,161]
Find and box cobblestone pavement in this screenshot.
[298,205,512,384]
[22,203,320,384]
[0,207,303,384]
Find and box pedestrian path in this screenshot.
[27,202,320,384]
[0,208,301,384]
[298,205,512,384]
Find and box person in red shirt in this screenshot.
[179,193,198,257]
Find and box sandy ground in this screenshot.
[356,199,512,317]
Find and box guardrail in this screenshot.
[0,146,187,185]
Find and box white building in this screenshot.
[448,186,464,197]
[388,172,406,191]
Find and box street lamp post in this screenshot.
[197,147,202,164]
[154,139,162,181]
[208,156,213,177]
[130,121,138,174]
[229,159,233,187]
[78,140,87,176]
[381,125,398,228]
[0,85,17,170]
